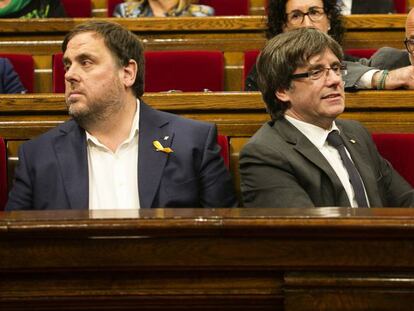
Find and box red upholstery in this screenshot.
[243,50,260,88]
[53,53,65,93]
[144,50,224,92]
[199,0,249,15]
[107,0,124,16]
[345,49,377,59]
[0,53,34,93]
[394,0,407,13]
[217,134,229,168]
[61,0,92,17]
[0,138,7,211]
[372,133,414,187]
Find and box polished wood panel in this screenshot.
[0,15,406,92]
[2,208,414,310]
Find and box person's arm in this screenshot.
[240,142,315,208]
[371,66,414,90]
[198,124,238,207]
[1,59,26,94]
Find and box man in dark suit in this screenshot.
[0,57,26,94]
[240,27,414,208]
[6,20,237,210]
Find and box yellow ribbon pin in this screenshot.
[153,140,173,153]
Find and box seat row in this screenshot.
[2,48,381,94]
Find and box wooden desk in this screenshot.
[1,207,414,310]
[0,15,407,92]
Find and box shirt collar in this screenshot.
[284,115,339,149]
[86,99,140,149]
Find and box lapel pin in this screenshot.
[153,140,173,153]
[163,136,169,140]
[350,139,356,144]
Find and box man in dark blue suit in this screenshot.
[0,57,26,94]
[6,21,237,210]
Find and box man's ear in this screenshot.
[275,87,290,102]
[122,59,138,88]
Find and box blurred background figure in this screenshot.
[113,0,214,17]
[0,57,26,94]
[338,0,395,15]
[0,0,66,18]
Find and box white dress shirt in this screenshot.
[86,100,140,210]
[285,115,369,207]
[339,0,352,15]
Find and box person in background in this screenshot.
[0,57,26,94]
[338,0,395,15]
[245,0,414,91]
[0,0,66,18]
[113,0,214,17]
[6,20,237,210]
[240,27,414,208]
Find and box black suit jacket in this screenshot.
[6,101,238,210]
[240,118,414,208]
[351,0,395,14]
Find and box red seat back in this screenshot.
[345,49,377,59]
[0,138,7,210]
[52,53,65,93]
[217,134,229,168]
[372,133,414,187]
[243,50,260,89]
[107,0,124,16]
[199,0,249,15]
[144,50,224,92]
[61,0,92,17]
[0,53,34,93]
[394,0,407,13]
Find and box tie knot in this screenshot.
[327,130,344,148]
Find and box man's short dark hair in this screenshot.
[267,0,345,44]
[257,27,343,120]
[62,20,145,98]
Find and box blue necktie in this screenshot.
[327,131,368,207]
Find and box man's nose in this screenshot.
[325,68,343,86]
[64,64,79,82]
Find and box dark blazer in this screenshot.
[0,58,26,94]
[351,1,395,14]
[6,101,238,210]
[240,118,414,208]
[363,47,411,70]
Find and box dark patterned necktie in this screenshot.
[326,131,368,207]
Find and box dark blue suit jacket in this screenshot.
[6,102,237,210]
[0,58,26,94]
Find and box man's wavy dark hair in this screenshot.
[266,0,345,44]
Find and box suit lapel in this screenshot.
[275,119,350,206]
[338,123,383,207]
[53,120,89,210]
[138,101,173,208]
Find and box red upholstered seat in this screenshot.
[107,0,124,16]
[144,50,224,92]
[52,53,65,93]
[372,133,414,187]
[217,134,229,168]
[345,49,378,59]
[0,53,34,93]
[0,138,7,210]
[61,0,92,17]
[394,0,407,13]
[243,50,260,89]
[199,0,249,15]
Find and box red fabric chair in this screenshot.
[144,50,224,92]
[107,0,124,16]
[394,0,407,13]
[345,49,377,59]
[372,133,414,187]
[61,0,92,17]
[199,0,249,15]
[0,138,7,210]
[52,53,65,93]
[243,50,260,88]
[217,134,229,168]
[0,53,34,93]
